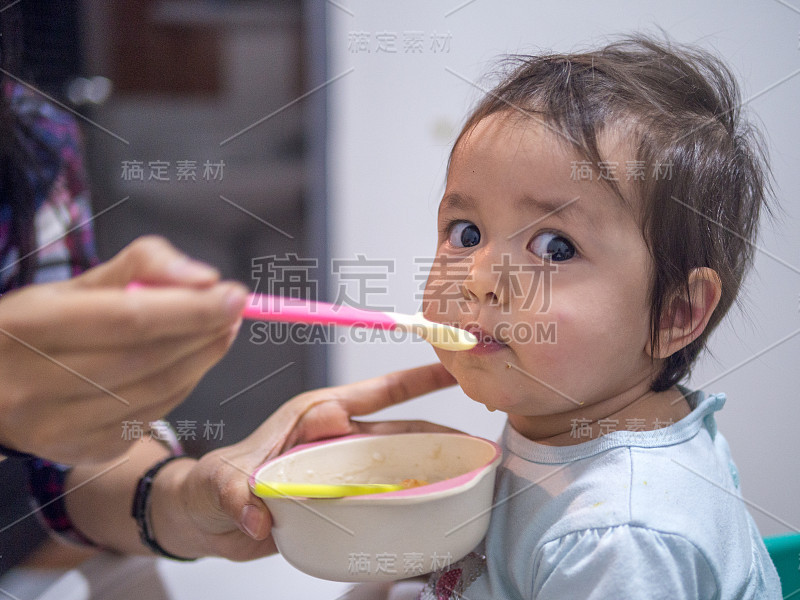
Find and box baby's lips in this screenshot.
[463,322,505,346]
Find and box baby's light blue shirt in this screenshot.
[420,391,781,599]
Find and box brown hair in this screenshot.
[450,34,771,391]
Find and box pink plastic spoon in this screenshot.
[243,294,477,351]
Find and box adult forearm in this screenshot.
[64,438,183,556]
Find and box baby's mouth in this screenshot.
[463,323,508,354]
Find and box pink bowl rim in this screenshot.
[249,432,502,501]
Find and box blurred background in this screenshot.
[18,0,328,452]
[15,0,800,596]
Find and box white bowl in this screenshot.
[250,432,502,582]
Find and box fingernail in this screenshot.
[225,285,248,318]
[239,504,263,539]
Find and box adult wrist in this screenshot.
[132,455,198,561]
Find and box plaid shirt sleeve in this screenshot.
[25,458,97,546]
[1,84,107,547]
[0,81,99,292]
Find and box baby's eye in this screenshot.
[448,222,481,248]
[529,232,575,261]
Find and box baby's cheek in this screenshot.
[522,306,581,361]
[421,293,437,321]
[546,302,631,363]
[422,279,461,323]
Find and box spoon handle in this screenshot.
[243,294,398,329]
[251,480,405,498]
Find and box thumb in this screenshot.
[76,235,220,289]
[238,501,272,541]
[213,450,274,541]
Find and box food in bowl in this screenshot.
[399,478,429,489]
[250,432,501,582]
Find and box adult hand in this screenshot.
[0,236,247,464]
[150,363,457,561]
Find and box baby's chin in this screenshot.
[457,380,512,413]
[459,379,555,417]
[436,359,522,412]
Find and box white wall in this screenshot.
[328,0,800,537]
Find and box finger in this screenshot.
[351,419,465,435]
[75,235,220,288]
[15,322,237,397]
[1,282,247,349]
[278,398,357,447]
[108,325,238,417]
[236,388,343,461]
[31,326,238,447]
[328,363,456,416]
[240,363,456,458]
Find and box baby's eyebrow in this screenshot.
[439,192,475,213]
[515,195,583,220]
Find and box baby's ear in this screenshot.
[647,267,722,359]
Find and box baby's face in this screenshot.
[423,113,661,438]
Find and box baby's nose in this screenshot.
[462,249,511,307]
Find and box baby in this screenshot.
[416,35,780,598]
